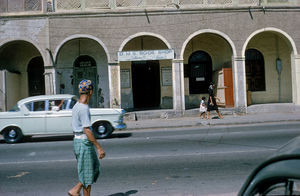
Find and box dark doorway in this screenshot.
[28,56,45,96]
[185,51,212,94]
[245,49,266,91]
[132,61,160,109]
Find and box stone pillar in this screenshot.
[0,71,6,111]
[44,66,56,95]
[172,59,185,115]
[292,54,300,105]
[42,0,47,13]
[108,62,121,108]
[232,56,247,113]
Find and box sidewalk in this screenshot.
[124,103,300,130]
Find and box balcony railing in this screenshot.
[0,0,299,14]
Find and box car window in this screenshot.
[25,102,33,111]
[69,98,77,109]
[48,99,68,111]
[25,101,45,112]
[9,104,20,112]
[255,179,300,196]
[33,101,45,111]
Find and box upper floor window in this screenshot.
[245,49,266,91]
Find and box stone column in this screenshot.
[44,66,56,95]
[232,56,247,113]
[108,62,121,108]
[42,0,47,13]
[292,54,300,105]
[172,59,185,115]
[0,71,6,111]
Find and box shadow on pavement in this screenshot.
[107,190,138,196]
[0,133,132,144]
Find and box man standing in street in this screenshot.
[68,79,106,196]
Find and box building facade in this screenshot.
[0,0,300,114]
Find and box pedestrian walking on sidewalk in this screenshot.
[199,96,207,119]
[68,79,106,196]
[207,82,223,120]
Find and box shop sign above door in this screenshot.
[118,49,174,62]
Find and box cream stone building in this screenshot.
[0,0,300,114]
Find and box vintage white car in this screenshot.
[0,94,126,143]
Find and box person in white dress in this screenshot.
[199,96,207,119]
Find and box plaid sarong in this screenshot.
[73,138,100,188]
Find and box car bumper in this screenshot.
[113,123,127,130]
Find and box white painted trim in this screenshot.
[118,32,172,52]
[242,27,298,56]
[53,34,110,62]
[180,29,237,59]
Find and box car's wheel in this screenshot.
[3,127,23,143]
[92,121,113,139]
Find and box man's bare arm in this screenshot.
[84,127,106,159]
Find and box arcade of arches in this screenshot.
[0,30,297,113]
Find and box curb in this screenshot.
[123,119,300,131]
[124,108,236,121]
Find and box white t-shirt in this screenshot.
[72,102,92,133]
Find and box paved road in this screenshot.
[0,122,300,196]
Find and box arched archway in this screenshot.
[0,40,44,110]
[55,36,109,108]
[181,29,237,59]
[182,31,235,109]
[119,34,172,110]
[242,28,297,57]
[243,29,296,104]
[54,34,111,63]
[119,32,172,52]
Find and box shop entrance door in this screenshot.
[132,61,160,109]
